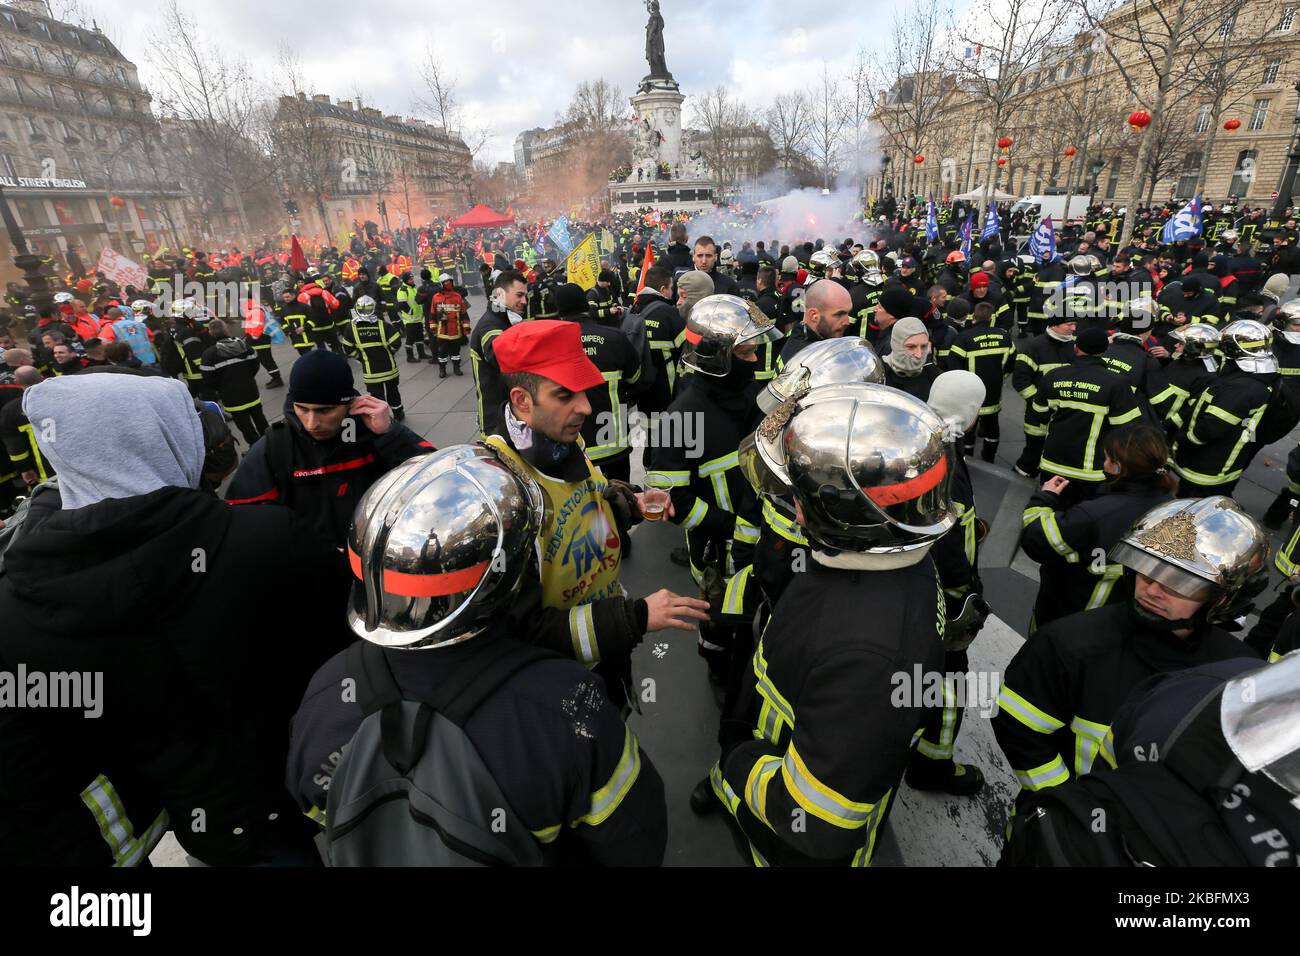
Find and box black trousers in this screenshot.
[402,322,428,358]
[312,328,341,352]
[1245,588,1293,659]
[1177,477,1238,499]
[963,411,1000,460]
[1015,434,1045,474]
[230,404,269,446]
[366,378,403,414]
[909,648,970,770]
[252,342,280,375]
[436,337,464,363]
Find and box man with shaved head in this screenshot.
[776,278,853,371]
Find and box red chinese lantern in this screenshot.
[1063,146,1078,157]
[108,195,125,208]
[1223,118,1241,132]
[996,157,1007,167]
[1127,110,1152,131]
[997,136,1014,151]
[913,154,925,165]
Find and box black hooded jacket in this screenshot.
[0,484,354,865]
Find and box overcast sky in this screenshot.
[72,0,901,164]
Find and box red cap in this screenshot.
[494,320,605,393]
[969,272,990,290]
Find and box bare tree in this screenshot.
[806,63,846,189]
[954,0,1074,210]
[692,85,755,195]
[414,42,492,170]
[869,0,958,200]
[147,0,271,239]
[1076,0,1256,245]
[268,48,337,240]
[765,91,813,175]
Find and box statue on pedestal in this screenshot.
[645,1,669,79]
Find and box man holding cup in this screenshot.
[486,319,709,713]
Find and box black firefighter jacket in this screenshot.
[224,399,433,550]
[993,602,1244,801]
[285,625,667,866]
[0,484,354,866]
[1021,479,1173,631]
[199,336,262,413]
[719,555,945,866]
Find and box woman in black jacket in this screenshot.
[1021,423,1177,634]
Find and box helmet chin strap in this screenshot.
[1128,599,1201,634]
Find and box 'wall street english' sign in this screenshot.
[0,177,88,189]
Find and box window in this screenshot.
[1196,104,1212,132]
[1265,59,1282,84]
[1219,13,1236,37]
[1281,6,1296,30]
[1050,159,1061,186]
[1065,61,1075,79]
[1176,151,1203,197]
[1205,65,1221,87]
[1,154,15,177]
[1230,149,1257,197]
[28,45,40,68]
[1250,98,1270,129]
[0,12,15,29]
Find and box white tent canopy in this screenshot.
[952,188,1017,202]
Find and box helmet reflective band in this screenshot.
[777,383,956,553]
[1220,319,1278,373]
[353,295,377,318]
[1170,322,1221,358]
[347,446,543,649]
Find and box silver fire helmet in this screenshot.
[743,382,956,553]
[681,294,783,377]
[346,445,544,649]
[1110,496,1269,621]
[1169,322,1221,359]
[755,335,885,415]
[352,295,377,320]
[1219,319,1279,373]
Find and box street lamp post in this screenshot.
[1268,79,1300,227]
[0,180,53,316]
[1088,158,1106,209]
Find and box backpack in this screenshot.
[1001,683,1289,866]
[0,478,58,575]
[323,638,557,867]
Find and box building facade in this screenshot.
[0,0,189,282]
[870,0,1300,212]
[273,93,472,243]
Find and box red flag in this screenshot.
[417,231,431,259]
[636,243,655,293]
[289,235,309,274]
[474,236,484,257]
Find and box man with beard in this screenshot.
[776,279,853,370]
[486,319,709,711]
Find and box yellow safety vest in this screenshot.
[484,436,624,664]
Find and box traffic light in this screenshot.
[377,200,387,217]
[284,200,300,216]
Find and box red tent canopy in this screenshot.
[449,204,514,229]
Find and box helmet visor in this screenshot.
[1110,541,1216,601]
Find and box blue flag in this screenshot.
[548,216,574,255]
[1160,195,1203,243]
[981,203,1001,242]
[926,194,939,243]
[960,210,975,260]
[1028,214,1056,261]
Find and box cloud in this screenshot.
[79,0,890,162]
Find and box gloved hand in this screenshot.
[603,480,642,536]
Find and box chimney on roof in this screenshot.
[10,1,53,18]
[384,114,400,123]
[338,100,353,111]
[312,94,331,104]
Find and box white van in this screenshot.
[1011,194,1091,227]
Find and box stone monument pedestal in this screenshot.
[608,74,717,214]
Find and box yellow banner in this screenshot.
[600,228,616,257]
[566,233,600,291]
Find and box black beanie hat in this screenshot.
[880,286,914,319]
[556,282,589,318]
[1077,325,1109,355]
[287,349,359,407]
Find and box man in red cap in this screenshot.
[485,318,709,713]
[957,270,1010,329]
